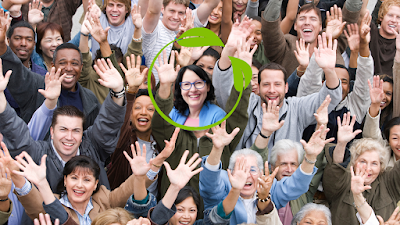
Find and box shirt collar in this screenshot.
[51,140,80,166]
[60,194,94,217]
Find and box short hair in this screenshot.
[51,105,85,128]
[102,0,131,19]
[295,3,322,24]
[258,62,288,84]
[56,155,101,195]
[270,139,304,167]
[349,138,387,172]
[91,208,133,225]
[52,43,83,65]
[93,44,123,67]
[384,117,400,141]
[252,59,262,70]
[335,64,350,77]
[36,22,64,56]
[141,65,157,90]
[248,15,262,23]
[194,47,221,65]
[378,0,400,24]
[175,186,200,209]
[291,203,332,225]
[174,65,215,115]
[135,88,156,99]
[7,21,35,39]
[163,0,190,8]
[228,149,264,171]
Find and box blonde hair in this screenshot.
[349,138,387,172]
[378,0,400,24]
[91,208,133,225]
[163,0,190,8]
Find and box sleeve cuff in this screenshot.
[14,179,32,196]
[216,201,232,219]
[205,159,221,171]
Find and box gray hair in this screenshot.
[291,203,332,225]
[228,149,264,172]
[270,139,304,167]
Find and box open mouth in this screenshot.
[137,118,149,126]
[63,142,74,147]
[73,189,85,196]
[303,28,313,34]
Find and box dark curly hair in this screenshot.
[174,65,215,115]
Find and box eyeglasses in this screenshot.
[180,80,206,90]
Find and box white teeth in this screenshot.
[303,29,312,32]
[245,182,252,185]
[138,118,148,122]
[74,190,84,193]
[111,14,119,16]
[389,25,396,28]
[63,143,73,146]
[180,222,189,225]
[65,75,74,79]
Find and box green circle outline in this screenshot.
[148,39,245,131]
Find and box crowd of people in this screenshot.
[0,0,399,224]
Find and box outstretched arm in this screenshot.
[314,33,339,89]
[195,0,220,25]
[142,0,162,33]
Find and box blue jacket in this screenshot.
[199,156,317,225]
[169,101,226,127]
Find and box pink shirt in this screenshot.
[278,202,293,225]
[184,117,200,127]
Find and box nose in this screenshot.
[183,210,190,218]
[21,38,27,46]
[77,179,83,187]
[212,7,218,14]
[66,131,73,140]
[287,164,294,173]
[141,107,147,114]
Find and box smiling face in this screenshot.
[389,125,400,160]
[169,197,198,225]
[53,48,83,92]
[162,2,187,31]
[64,168,98,207]
[249,20,262,49]
[379,5,400,39]
[294,9,322,44]
[195,55,217,78]
[208,1,223,25]
[130,96,155,134]
[381,81,393,110]
[50,115,83,162]
[299,210,328,225]
[354,151,381,185]
[40,29,63,60]
[251,65,259,95]
[240,155,261,199]
[232,0,248,12]
[8,27,35,63]
[272,150,299,181]
[259,69,288,108]
[105,0,129,27]
[180,70,210,114]
[335,67,350,101]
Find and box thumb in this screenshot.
[377,215,384,225]
[41,155,47,166]
[38,89,47,98]
[163,161,172,173]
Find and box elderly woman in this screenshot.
[322,110,400,225]
[291,203,332,225]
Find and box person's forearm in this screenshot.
[158,83,172,99]
[207,146,223,166]
[133,27,142,40]
[36,180,57,205]
[332,142,347,163]
[354,192,372,224]
[100,41,112,58]
[218,46,235,70]
[161,184,180,209]
[254,130,272,150]
[300,155,316,174]
[349,51,358,68]
[395,50,400,63]
[359,42,369,58]
[0,92,6,114]
[133,176,147,201]
[222,188,241,215]
[369,103,380,118]
[257,199,271,212]
[79,34,90,53]
[44,98,57,110]
[324,68,340,89]
[0,199,10,212]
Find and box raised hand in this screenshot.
[294,38,310,71]
[350,165,371,196]
[38,67,66,101]
[0,162,11,200]
[124,142,151,177]
[261,100,285,134]
[93,58,124,92]
[300,125,335,160]
[0,59,12,92]
[87,0,101,19]
[81,12,91,36]
[359,11,371,44]
[314,95,331,126]
[227,156,248,190]
[190,46,209,63]
[121,54,147,89]
[131,4,142,29]
[225,16,254,50]
[28,0,44,26]
[368,75,384,105]
[87,14,110,44]
[0,142,18,173]
[127,217,151,225]
[164,151,203,189]
[1,0,31,10]
[325,4,346,39]
[152,128,180,165]
[177,8,194,36]
[257,161,279,199]
[175,46,193,67]
[0,10,11,43]
[337,112,362,144]
[236,36,257,66]
[378,207,400,225]
[206,120,240,150]
[154,50,180,85]
[34,213,60,225]
[314,32,337,71]
[344,23,360,53]
[13,152,47,186]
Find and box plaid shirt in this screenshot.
[21,0,82,41]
